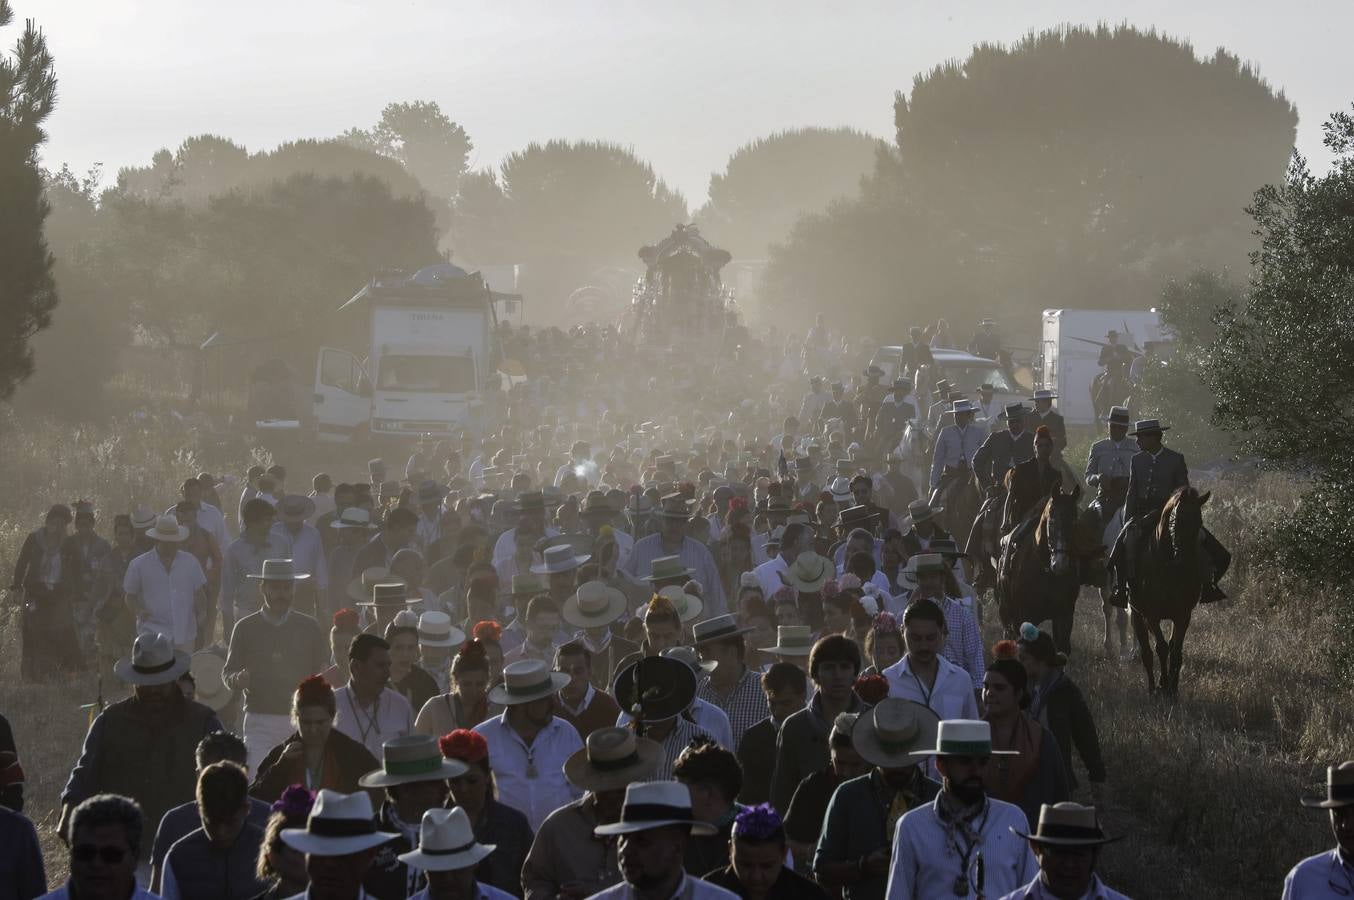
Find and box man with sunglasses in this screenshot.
[41,793,158,899]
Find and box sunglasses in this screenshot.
[73,844,129,865]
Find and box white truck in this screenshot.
[1034,308,1169,426]
[313,264,501,442]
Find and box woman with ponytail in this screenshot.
[414,637,504,735]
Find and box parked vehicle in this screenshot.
[1034,309,1169,426]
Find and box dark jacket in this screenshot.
[473,799,535,898]
[366,803,419,900]
[1002,457,1064,534]
[1124,447,1189,520]
[736,717,778,805]
[0,711,23,813]
[250,728,378,803]
[814,770,941,900]
[393,665,441,718]
[1030,672,1106,790]
[62,697,222,860]
[706,863,830,900]
[973,429,1035,491]
[1031,410,1067,453]
[151,797,271,888]
[162,822,267,900]
[0,806,45,900]
[770,693,866,815]
[898,525,953,561]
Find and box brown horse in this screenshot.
[997,484,1099,655]
[1129,486,1210,697]
[930,468,981,549]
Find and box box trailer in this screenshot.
[1035,309,1166,426]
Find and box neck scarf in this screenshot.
[982,713,1041,804]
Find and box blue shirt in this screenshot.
[1283,849,1354,899]
[620,534,728,617]
[996,874,1131,899]
[885,796,1036,900]
[0,807,45,900]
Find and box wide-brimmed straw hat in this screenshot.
[613,656,698,723]
[1104,406,1131,426]
[595,781,717,836]
[330,508,378,530]
[147,514,189,543]
[398,808,495,872]
[189,648,233,711]
[951,399,980,415]
[654,493,695,521]
[246,558,312,582]
[530,544,591,576]
[759,625,814,657]
[1011,802,1122,846]
[898,552,948,588]
[999,402,1029,420]
[784,551,833,593]
[563,580,628,629]
[838,505,880,529]
[564,726,663,792]
[828,477,853,504]
[359,735,470,788]
[348,567,405,603]
[901,500,943,530]
[417,611,465,648]
[357,582,411,608]
[281,790,397,856]
[130,505,158,530]
[1028,390,1058,402]
[692,614,755,644]
[114,632,190,686]
[487,659,571,706]
[1129,418,1170,436]
[660,645,717,676]
[910,719,1018,758]
[278,494,316,521]
[656,585,703,623]
[1302,762,1354,809]
[851,698,941,767]
[502,573,547,599]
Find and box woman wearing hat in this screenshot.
[437,730,534,898]
[252,676,380,803]
[1016,625,1105,796]
[981,646,1070,828]
[416,639,504,736]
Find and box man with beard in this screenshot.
[999,803,1127,900]
[59,632,223,869]
[589,781,739,900]
[815,701,941,900]
[885,720,1035,899]
[524,727,662,900]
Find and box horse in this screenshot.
[963,489,1004,594]
[1091,366,1132,421]
[996,484,1100,655]
[893,420,931,492]
[929,467,981,547]
[1128,486,1210,697]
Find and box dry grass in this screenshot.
[0,413,1342,896]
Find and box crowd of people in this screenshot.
[0,316,1336,899]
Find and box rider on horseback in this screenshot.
[1028,390,1068,453]
[870,378,916,457]
[926,379,954,431]
[929,399,985,492]
[1106,418,1229,607]
[973,402,1036,498]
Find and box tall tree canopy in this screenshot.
[345,100,472,203]
[0,0,57,398]
[696,127,885,257]
[764,25,1297,333]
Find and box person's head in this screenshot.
[1016,623,1065,683]
[935,752,989,805]
[673,739,742,822]
[554,641,593,702]
[383,612,421,678]
[1135,425,1164,453]
[524,595,561,647]
[983,656,1029,719]
[74,503,96,535]
[196,730,248,772]
[293,675,337,748]
[779,522,809,560]
[67,794,142,899]
[728,805,788,900]
[267,464,287,490]
[760,662,807,724]
[389,548,426,592]
[197,761,251,848]
[256,796,313,891]
[1034,425,1053,461]
[821,592,852,637]
[809,634,862,703]
[348,634,392,693]
[1031,841,1100,898]
[383,507,419,547]
[306,845,382,899]
[439,730,495,813]
[864,615,904,672]
[132,679,184,717]
[618,825,690,891]
[1007,409,1025,435]
[642,596,684,654]
[44,503,72,540]
[696,632,745,677]
[242,498,277,536]
[387,775,450,826]
[451,639,492,704]
[111,513,134,549]
[902,600,947,666]
[850,474,873,507]
[829,715,870,781]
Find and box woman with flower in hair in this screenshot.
[861,612,904,676]
[712,500,758,602]
[248,786,314,899]
[1017,621,1106,793]
[439,729,534,898]
[415,639,504,736]
[474,619,506,685]
[981,640,1071,826]
[706,803,828,900]
[251,676,379,802]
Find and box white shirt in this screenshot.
[886,796,1037,900]
[308,491,336,526]
[753,555,792,599]
[1283,849,1354,900]
[492,526,561,566]
[586,873,740,900]
[333,685,414,757]
[194,502,229,551]
[615,700,734,751]
[474,713,584,831]
[412,884,517,900]
[271,521,328,589]
[997,874,1132,900]
[122,548,207,648]
[883,655,979,722]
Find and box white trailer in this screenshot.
[1036,309,1167,426]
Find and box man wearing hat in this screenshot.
[999,802,1127,900]
[975,384,1002,432]
[358,735,470,898]
[972,403,1035,494]
[924,398,979,494]
[564,580,638,691]
[886,720,1036,899]
[397,807,515,900]
[353,507,420,581]
[752,523,812,600]
[815,700,942,900]
[326,506,378,615]
[1027,391,1067,453]
[856,367,890,435]
[222,498,293,637]
[59,632,224,863]
[1001,427,1075,537]
[531,543,593,609]
[897,501,952,560]
[417,611,465,694]
[694,615,771,749]
[614,655,714,782]
[800,376,829,429]
[622,494,728,618]
[589,781,740,900]
[968,319,1001,360]
[123,515,210,654]
[926,381,954,433]
[279,788,398,900]
[271,494,327,618]
[1284,762,1354,898]
[1084,407,1135,490]
[473,659,583,831]
[223,558,328,771]
[821,383,859,436]
[870,380,915,457]
[524,727,661,900]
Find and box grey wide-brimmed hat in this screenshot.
[114,632,191,686]
[246,558,312,582]
[1129,418,1170,436]
[487,659,571,706]
[190,648,233,711]
[530,544,591,576]
[759,625,814,656]
[563,580,628,629]
[594,781,717,836]
[1010,802,1122,847]
[330,507,378,530]
[692,614,755,644]
[147,514,189,543]
[278,494,316,521]
[417,611,465,648]
[359,735,470,788]
[564,727,663,792]
[851,698,941,767]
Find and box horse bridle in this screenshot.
[1042,503,1072,573]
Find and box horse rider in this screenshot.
[976,383,1003,432]
[1107,419,1228,607]
[973,402,1036,499]
[799,376,828,428]
[930,399,985,493]
[969,318,1002,359]
[1098,331,1133,370]
[1085,406,1136,656]
[1002,426,1074,536]
[926,380,954,431]
[901,326,933,378]
[870,378,916,455]
[856,365,890,440]
[1028,390,1068,453]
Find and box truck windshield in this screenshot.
[939,363,1020,394]
[376,355,476,393]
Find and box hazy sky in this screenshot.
[31,0,1354,203]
